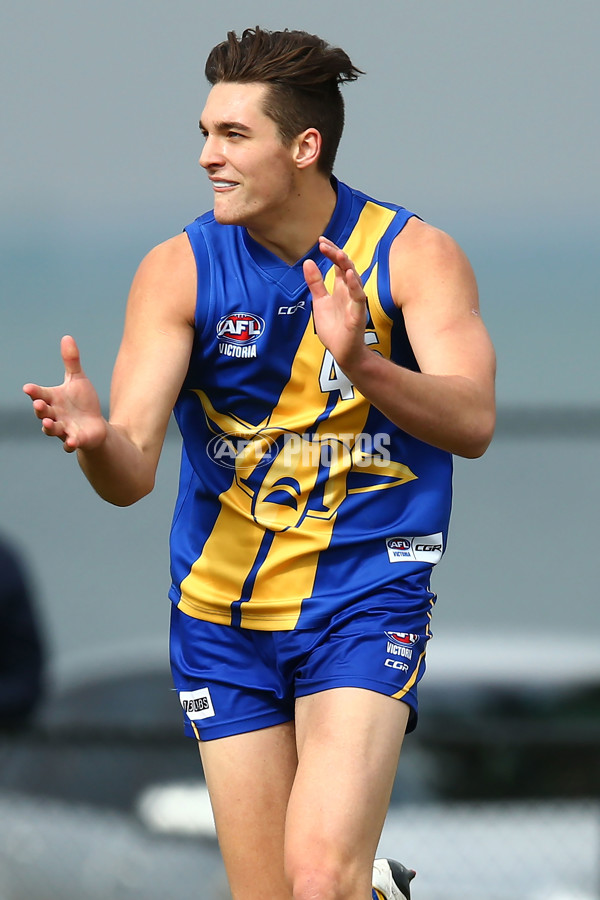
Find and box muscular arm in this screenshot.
[304,221,496,459]
[24,233,196,505]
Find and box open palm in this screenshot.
[23,335,107,452]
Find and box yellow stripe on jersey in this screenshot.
[243,202,401,627]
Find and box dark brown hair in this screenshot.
[205,27,363,175]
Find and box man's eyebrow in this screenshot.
[198,119,252,134]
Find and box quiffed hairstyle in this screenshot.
[205,27,363,175]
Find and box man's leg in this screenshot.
[199,691,410,900]
[285,688,410,900]
[198,721,298,900]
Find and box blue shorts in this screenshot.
[169,591,435,741]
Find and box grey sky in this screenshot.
[1,0,599,410]
[2,0,598,237]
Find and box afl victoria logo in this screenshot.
[385,632,419,646]
[387,538,411,550]
[217,312,265,345]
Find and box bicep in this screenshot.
[109,234,197,463]
[391,222,496,386]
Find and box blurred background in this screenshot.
[1,1,599,898]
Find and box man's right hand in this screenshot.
[23,335,107,453]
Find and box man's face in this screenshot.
[199,82,297,229]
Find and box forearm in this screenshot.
[76,422,158,506]
[343,349,495,458]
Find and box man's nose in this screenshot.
[199,135,224,169]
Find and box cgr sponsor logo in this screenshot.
[384,659,410,672]
[278,300,306,315]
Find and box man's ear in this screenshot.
[294,128,322,169]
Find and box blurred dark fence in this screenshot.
[4,404,600,440]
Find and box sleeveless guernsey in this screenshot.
[169,178,452,630]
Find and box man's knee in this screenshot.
[286,853,370,900]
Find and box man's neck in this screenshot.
[246,177,337,266]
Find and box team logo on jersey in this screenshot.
[386,631,419,647]
[387,538,411,551]
[195,388,419,533]
[217,312,265,358]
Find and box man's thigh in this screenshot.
[199,722,298,900]
[286,688,410,877]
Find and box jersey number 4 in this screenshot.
[318,332,379,400]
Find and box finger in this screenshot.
[40,417,79,452]
[23,383,50,403]
[32,398,54,420]
[62,434,79,453]
[345,266,367,302]
[318,237,355,273]
[318,235,341,252]
[41,417,67,440]
[302,259,329,301]
[317,235,337,249]
[60,334,83,376]
[321,243,365,301]
[317,238,344,269]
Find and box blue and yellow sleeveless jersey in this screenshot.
[169,178,453,631]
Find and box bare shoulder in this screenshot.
[392,217,470,267]
[138,232,195,273]
[129,232,197,326]
[390,217,478,310]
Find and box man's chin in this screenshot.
[213,212,233,225]
[212,206,243,226]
